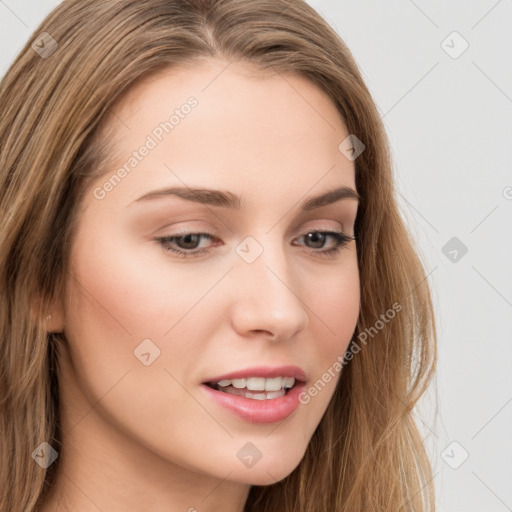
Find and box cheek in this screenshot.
[296,258,360,408]
[61,239,213,453]
[65,232,214,341]
[306,256,360,356]
[61,231,226,405]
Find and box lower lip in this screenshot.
[201,382,305,424]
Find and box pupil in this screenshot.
[179,234,200,249]
[307,232,325,248]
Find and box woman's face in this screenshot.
[54,58,360,486]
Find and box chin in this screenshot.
[226,454,304,486]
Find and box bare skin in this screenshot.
[40,57,360,512]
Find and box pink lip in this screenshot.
[201,365,307,424]
[203,365,307,383]
[201,381,306,424]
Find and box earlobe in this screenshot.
[45,297,65,334]
[31,294,65,333]
[45,313,63,334]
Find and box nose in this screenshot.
[229,240,309,342]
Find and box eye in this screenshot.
[153,230,355,259]
[293,230,355,258]
[154,232,216,258]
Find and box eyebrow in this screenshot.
[128,185,360,211]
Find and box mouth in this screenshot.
[204,376,298,401]
[200,365,307,423]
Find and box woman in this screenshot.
[0,0,437,510]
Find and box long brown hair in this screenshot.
[0,0,437,510]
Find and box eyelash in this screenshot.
[153,230,355,259]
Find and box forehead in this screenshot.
[86,57,355,210]
[113,57,339,114]
[103,57,347,143]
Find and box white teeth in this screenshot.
[212,376,296,392]
[246,377,265,391]
[245,391,267,400]
[284,377,295,389]
[223,387,286,400]
[265,389,285,399]
[231,378,246,389]
[265,377,283,391]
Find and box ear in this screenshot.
[31,293,65,334]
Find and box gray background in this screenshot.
[1,1,511,510]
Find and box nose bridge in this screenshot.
[236,232,292,294]
[230,233,309,338]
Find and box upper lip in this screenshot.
[203,365,307,383]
